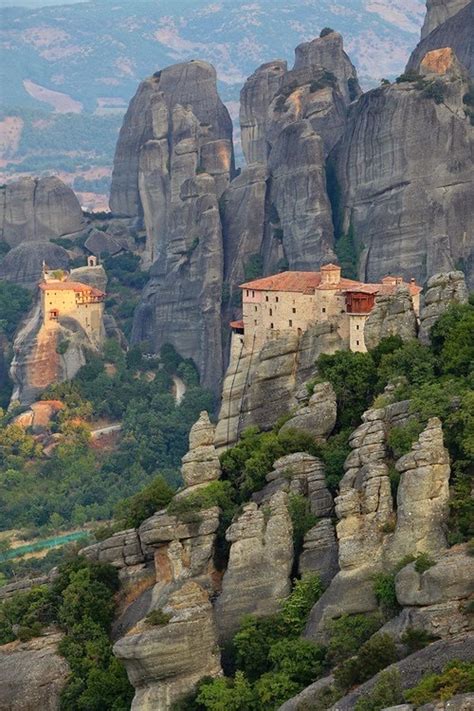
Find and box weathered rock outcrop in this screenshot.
[279,381,337,441]
[179,411,221,495]
[419,270,468,343]
[408,1,474,76]
[215,323,343,451]
[390,418,450,558]
[326,633,474,710]
[0,632,70,711]
[215,490,293,642]
[0,242,70,288]
[114,581,221,711]
[304,414,451,640]
[364,286,418,350]
[334,62,474,287]
[0,177,84,247]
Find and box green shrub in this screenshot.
[422,80,445,104]
[372,572,400,618]
[56,340,70,355]
[334,633,398,691]
[280,575,324,634]
[396,71,423,83]
[146,608,171,626]
[354,669,403,711]
[254,671,301,708]
[243,254,264,281]
[288,494,317,555]
[116,475,175,528]
[167,481,236,519]
[195,672,256,710]
[327,612,383,665]
[268,638,326,686]
[414,552,436,574]
[405,661,474,704]
[400,627,437,653]
[387,420,423,459]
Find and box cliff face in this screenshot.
[333,61,474,286]
[407,1,474,76]
[420,0,472,39]
[0,177,85,247]
[114,61,233,392]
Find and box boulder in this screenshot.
[0,632,69,711]
[364,286,418,350]
[280,381,337,441]
[395,549,474,607]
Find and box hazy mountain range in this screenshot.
[0,0,425,204]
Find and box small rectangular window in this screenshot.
[265,295,269,302]
[269,308,272,316]
[292,307,296,314]
[322,307,326,313]
[289,319,293,327]
[252,290,255,297]
[255,305,257,312]
[246,290,249,297]
[356,324,360,330]
[254,319,257,325]
[356,340,360,346]
[276,296,279,302]
[270,323,274,329]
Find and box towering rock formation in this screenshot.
[113,61,233,392]
[223,30,359,286]
[0,177,85,247]
[420,0,472,38]
[407,2,474,77]
[333,53,474,287]
[364,286,418,350]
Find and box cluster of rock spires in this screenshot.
[0,2,472,395]
[109,0,472,392]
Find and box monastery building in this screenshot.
[230,264,421,355]
[39,263,105,345]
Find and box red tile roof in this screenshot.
[230,320,244,329]
[40,281,105,298]
[240,270,422,295]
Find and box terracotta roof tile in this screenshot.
[40,281,105,297]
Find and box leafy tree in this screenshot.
[327,613,383,665]
[316,350,377,429]
[0,281,32,338]
[116,474,175,528]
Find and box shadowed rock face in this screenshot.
[408,1,474,76]
[0,177,84,247]
[333,68,474,287]
[420,0,472,39]
[113,61,233,393]
[0,242,70,289]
